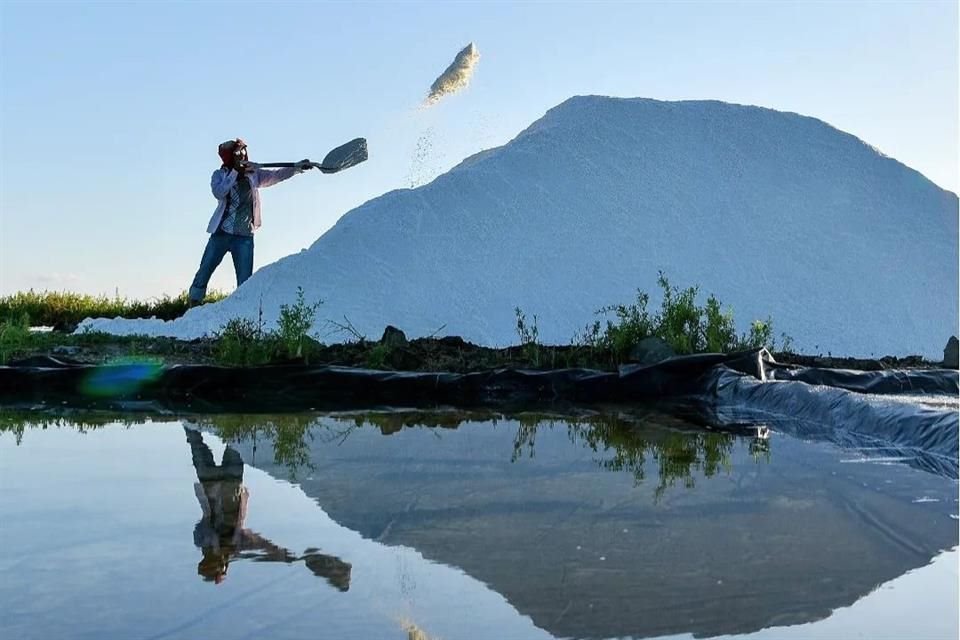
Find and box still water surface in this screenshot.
[0,411,956,639]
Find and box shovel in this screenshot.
[255,138,368,174]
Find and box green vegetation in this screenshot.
[0,311,191,365]
[0,287,325,366]
[704,294,737,353]
[277,287,323,358]
[0,305,221,365]
[571,271,791,364]
[0,313,31,364]
[365,343,391,369]
[514,306,541,366]
[1,273,792,369]
[215,316,276,367]
[214,290,324,366]
[0,289,227,329]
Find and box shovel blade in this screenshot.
[319,138,368,174]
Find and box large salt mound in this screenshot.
[80,96,959,358]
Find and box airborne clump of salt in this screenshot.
[407,127,443,188]
[424,43,479,106]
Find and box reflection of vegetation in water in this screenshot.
[512,413,747,500]
[1,410,767,497]
[197,415,317,480]
[197,412,494,478]
[750,435,772,464]
[0,411,320,480]
[339,410,496,435]
[0,412,153,445]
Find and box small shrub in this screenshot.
[740,318,774,350]
[572,319,604,350]
[215,317,274,366]
[277,287,323,359]
[365,343,391,369]
[597,290,655,361]
[778,332,795,354]
[577,271,787,363]
[515,307,541,366]
[655,272,702,354]
[0,313,31,364]
[703,294,737,353]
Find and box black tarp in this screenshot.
[763,362,958,394]
[2,350,956,477]
[694,364,958,478]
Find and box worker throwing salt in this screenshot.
[188,138,313,306]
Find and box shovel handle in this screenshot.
[251,138,367,174]
[256,162,322,169]
[255,162,339,174]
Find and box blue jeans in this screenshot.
[189,232,254,302]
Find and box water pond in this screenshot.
[1,409,956,639]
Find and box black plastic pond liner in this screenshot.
[2,350,956,477]
[0,351,763,410]
[762,363,958,394]
[694,364,959,479]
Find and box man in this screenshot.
[188,138,313,306]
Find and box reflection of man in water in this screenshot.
[184,426,351,590]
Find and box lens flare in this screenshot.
[80,358,164,398]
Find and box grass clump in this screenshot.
[514,307,541,366]
[0,289,227,329]
[574,271,789,364]
[655,273,702,354]
[214,289,324,366]
[581,291,657,363]
[215,316,276,366]
[365,343,391,369]
[277,287,323,359]
[0,309,205,365]
[0,313,31,364]
[703,294,737,353]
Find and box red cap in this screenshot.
[217,138,246,167]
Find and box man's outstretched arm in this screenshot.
[254,160,313,188]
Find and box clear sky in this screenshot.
[1,1,956,299]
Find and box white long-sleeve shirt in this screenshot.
[206,166,300,234]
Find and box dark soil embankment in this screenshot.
[8,332,951,372]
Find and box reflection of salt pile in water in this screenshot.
[78,96,959,359]
[424,42,479,106]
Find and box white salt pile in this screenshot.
[78,96,959,359]
[424,43,479,106]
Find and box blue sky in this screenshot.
[1,1,956,298]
